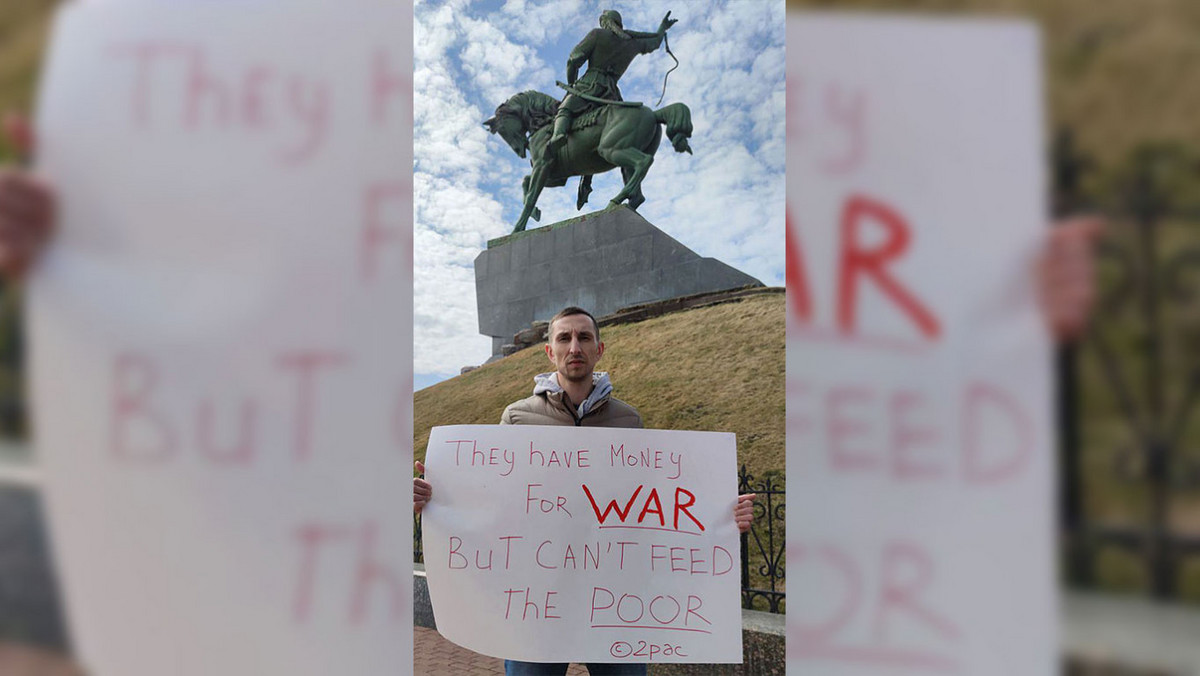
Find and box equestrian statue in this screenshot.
[484,10,693,233]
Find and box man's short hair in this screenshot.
[549,306,600,340]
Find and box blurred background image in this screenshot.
[791,0,1200,674]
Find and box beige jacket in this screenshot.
[500,372,642,428]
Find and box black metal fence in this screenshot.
[1057,134,1200,601]
[414,465,788,614]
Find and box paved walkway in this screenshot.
[414,627,588,675]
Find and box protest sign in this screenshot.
[422,424,742,664]
[28,3,412,675]
[787,15,1055,675]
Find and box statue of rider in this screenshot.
[548,9,678,157]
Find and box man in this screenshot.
[414,305,756,676]
[547,10,677,156]
[500,307,641,428]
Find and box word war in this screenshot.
[583,483,705,534]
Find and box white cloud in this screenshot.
[495,0,592,45]
[414,0,785,384]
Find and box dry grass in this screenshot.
[0,0,55,159]
[414,293,786,479]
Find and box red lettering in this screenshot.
[873,541,960,642]
[637,488,665,526]
[196,397,257,465]
[536,540,555,570]
[791,544,861,643]
[649,595,681,624]
[790,540,961,671]
[279,79,328,164]
[615,542,636,569]
[292,522,350,622]
[503,588,522,620]
[672,487,704,532]
[360,182,411,283]
[590,586,615,622]
[277,350,347,462]
[617,594,645,623]
[109,42,193,126]
[499,535,522,569]
[372,48,410,125]
[111,352,176,463]
[582,484,642,525]
[241,65,276,128]
[963,382,1033,483]
[685,595,711,627]
[837,195,940,339]
[827,386,876,471]
[820,84,865,174]
[890,390,942,480]
[448,536,466,569]
[712,546,733,576]
[670,546,686,572]
[185,48,231,128]
[786,210,814,321]
[349,520,405,624]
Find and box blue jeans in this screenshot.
[503,661,647,676]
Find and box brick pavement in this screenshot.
[414,627,587,675]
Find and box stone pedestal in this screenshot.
[475,206,762,356]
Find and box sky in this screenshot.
[414,0,786,390]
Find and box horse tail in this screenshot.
[654,102,693,155]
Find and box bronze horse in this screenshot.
[484,90,693,233]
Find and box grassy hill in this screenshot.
[0,0,53,160]
[414,292,785,480]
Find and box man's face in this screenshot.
[545,314,604,383]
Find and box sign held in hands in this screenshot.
[30,3,412,675]
[422,424,742,664]
[787,14,1055,676]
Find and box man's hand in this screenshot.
[413,460,432,514]
[658,11,678,35]
[735,493,756,534]
[0,113,55,280]
[1039,216,1102,343]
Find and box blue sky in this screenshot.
[414,0,786,389]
